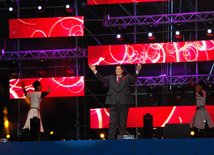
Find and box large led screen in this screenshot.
[10,76,85,99]
[88,40,214,65]
[88,0,170,5]
[9,16,84,39]
[90,106,214,128]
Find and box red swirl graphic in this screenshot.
[90,106,214,129]
[88,40,214,65]
[87,0,170,5]
[10,76,85,99]
[9,16,84,39]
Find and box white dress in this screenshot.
[23,91,44,132]
[190,90,214,129]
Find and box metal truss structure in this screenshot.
[1,48,87,60]
[103,11,214,27]
[134,74,214,86]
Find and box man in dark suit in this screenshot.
[89,64,142,139]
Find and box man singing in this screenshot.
[89,64,142,139]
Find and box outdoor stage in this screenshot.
[0,138,214,155]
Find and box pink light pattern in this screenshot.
[88,40,214,65]
[10,76,85,99]
[9,16,84,39]
[87,0,171,5]
[90,106,214,128]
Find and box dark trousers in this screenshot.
[108,100,129,139]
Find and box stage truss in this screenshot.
[1,48,86,60]
[103,11,214,27]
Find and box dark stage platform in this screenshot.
[0,138,214,155]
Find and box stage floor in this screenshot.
[0,138,214,155]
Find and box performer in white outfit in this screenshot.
[190,79,214,137]
[19,80,51,141]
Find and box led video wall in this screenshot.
[88,40,214,65]
[9,16,84,39]
[90,105,214,128]
[87,0,170,5]
[10,76,85,99]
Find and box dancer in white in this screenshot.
[190,79,214,137]
[19,80,51,141]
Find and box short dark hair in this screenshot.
[32,80,41,91]
[115,65,124,70]
[198,80,205,88]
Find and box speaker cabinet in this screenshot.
[163,124,190,138]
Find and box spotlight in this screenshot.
[6,134,10,139]
[206,21,214,37]
[115,26,125,41]
[206,83,213,100]
[8,2,17,14]
[50,131,54,135]
[38,59,47,75]
[65,4,73,13]
[8,7,14,12]
[190,131,195,136]
[37,0,47,14]
[174,23,184,39]
[174,85,184,101]
[147,85,157,101]
[65,59,75,74]
[147,25,156,40]
[100,133,105,139]
[10,60,20,77]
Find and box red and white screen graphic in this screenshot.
[88,40,214,65]
[10,76,84,99]
[9,16,84,39]
[90,106,214,128]
[88,0,170,5]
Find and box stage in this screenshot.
[0,138,214,155]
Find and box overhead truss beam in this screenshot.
[133,74,214,86]
[103,11,214,27]
[1,48,87,60]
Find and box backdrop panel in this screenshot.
[90,105,214,128]
[10,76,85,99]
[88,40,214,65]
[9,16,84,39]
[87,0,171,5]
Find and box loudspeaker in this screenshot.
[143,113,153,138]
[163,123,190,138]
[30,117,41,141]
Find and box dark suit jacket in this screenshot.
[94,72,138,105]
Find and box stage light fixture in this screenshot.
[50,131,54,135]
[147,25,156,40]
[37,0,47,14]
[10,60,20,77]
[115,26,125,41]
[190,131,195,136]
[174,85,184,101]
[206,83,214,100]
[8,2,17,14]
[206,21,214,37]
[6,134,10,139]
[38,59,47,75]
[102,14,110,25]
[65,4,73,13]
[174,23,184,39]
[65,58,75,74]
[147,85,157,101]
[100,133,105,139]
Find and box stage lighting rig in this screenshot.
[65,4,73,13]
[10,60,20,77]
[173,85,184,101]
[206,21,214,37]
[147,25,156,40]
[8,1,17,14]
[37,0,47,14]
[147,85,157,101]
[38,59,47,75]
[65,58,75,74]
[102,14,110,25]
[174,23,184,39]
[115,26,125,41]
